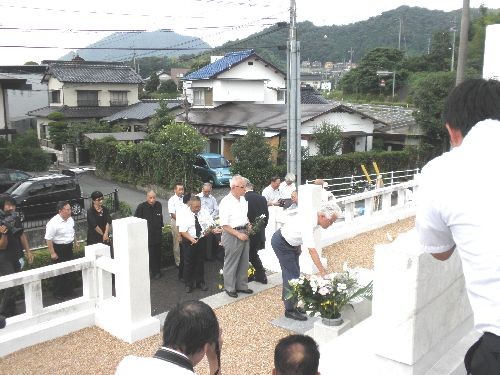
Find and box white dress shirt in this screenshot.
[262,185,281,204]
[196,192,219,218]
[279,181,296,199]
[177,207,215,238]
[44,214,75,244]
[115,348,193,375]
[416,119,500,336]
[168,195,184,217]
[280,212,317,248]
[219,193,248,228]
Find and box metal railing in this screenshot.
[306,168,420,198]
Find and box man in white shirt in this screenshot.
[167,183,184,267]
[279,173,297,200]
[272,201,341,321]
[197,182,219,260]
[262,176,281,206]
[115,300,222,375]
[219,175,252,298]
[45,201,78,298]
[416,79,500,374]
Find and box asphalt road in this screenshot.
[78,173,229,224]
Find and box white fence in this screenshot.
[307,168,420,197]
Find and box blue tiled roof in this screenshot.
[183,50,255,80]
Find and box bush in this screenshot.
[0,131,51,171]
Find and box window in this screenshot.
[53,179,75,192]
[110,91,128,106]
[50,90,61,103]
[77,90,99,106]
[248,61,254,65]
[277,90,285,102]
[194,157,207,168]
[193,89,204,106]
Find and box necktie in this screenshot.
[194,213,202,237]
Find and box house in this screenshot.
[170,68,189,87]
[182,49,286,108]
[0,65,48,135]
[0,74,30,140]
[102,99,183,132]
[28,58,144,142]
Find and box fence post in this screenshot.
[113,189,119,213]
[390,171,394,186]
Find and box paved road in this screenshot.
[78,173,229,224]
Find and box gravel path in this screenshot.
[1,217,415,375]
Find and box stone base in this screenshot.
[309,318,352,347]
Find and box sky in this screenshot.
[0,0,497,65]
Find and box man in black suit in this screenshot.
[244,180,269,284]
[134,190,164,280]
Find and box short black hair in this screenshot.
[0,194,16,210]
[90,191,103,201]
[443,78,500,137]
[56,201,70,212]
[182,192,192,204]
[274,335,320,375]
[174,183,184,190]
[271,176,281,182]
[163,300,219,356]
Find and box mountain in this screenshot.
[60,30,211,62]
[218,6,485,69]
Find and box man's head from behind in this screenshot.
[444,78,500,145]
[273,334,320,375]
[163,300,219,365]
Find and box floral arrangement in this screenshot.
[217,264,256,290]
[288,270,372,320]
[201,218,221,237]
[246,214,267,236]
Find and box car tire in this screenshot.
[71,202,82,216]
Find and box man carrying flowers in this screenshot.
[271,201,341,321]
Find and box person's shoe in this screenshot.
[197,282,208,291]
[256,275,268,284]
[296,306,306,315]
[285,309,308,321]
[185,286,193,293]
[236,288,253,294]
[225,290,238,298]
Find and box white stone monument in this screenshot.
[483,24,500,80]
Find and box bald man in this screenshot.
[134,191,164,279]
[273,334,320,375]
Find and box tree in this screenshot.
[312,122,343,156]
[408,71,455,149]
[158,79,178,94]
[47,112,69,150]
[148,99,175,134]
[231,126,279,191]
[145,72,160,92]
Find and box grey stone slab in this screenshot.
[271,315,320,334]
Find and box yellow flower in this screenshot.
[218,284,224,290]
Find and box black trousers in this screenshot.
[465,332,500,375]
[148,242,161,275]
[182,237,206,287]
[249,242,265,279]
[53,243,74,297]
[0,256,20,317]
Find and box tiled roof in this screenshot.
[183,50,257,80]
[44,62,144,84]
[301,86,329,104]
[27,105,123,119]
[102,100,182,123]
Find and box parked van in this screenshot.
[193,153,232,187]
[6,174,84,220]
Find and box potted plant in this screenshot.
[288,270,373,326]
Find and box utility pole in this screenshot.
[396,17,402,50]
[287,0,301,184]
[456,0,470,85]
[450,27,457,71]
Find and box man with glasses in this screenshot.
[218,175,252,298]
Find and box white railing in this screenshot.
[306,168,420,197]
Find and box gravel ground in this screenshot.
[1,217,415,375]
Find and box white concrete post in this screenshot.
[93,217,160,343]
[24,281,43,316]
[298,184,326,274]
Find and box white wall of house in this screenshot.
[47,78,140,107]
[213,80,264,103]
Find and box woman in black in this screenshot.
[86,191,111,246]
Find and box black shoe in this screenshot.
[197,282,208,291]
[185,286,193,293]
[236,288,253,294]
[225,290,238,298]
[285,309,307,321]
[256,275,268,284]
[296,306,306,315]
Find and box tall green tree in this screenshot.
[47,112,68,150]
[312,122,343,156]
[145,72,160,92]
[158,79,178,94]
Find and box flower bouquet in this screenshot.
[246,214,267,236]
[287,270,372,321]
[217,264,257,289]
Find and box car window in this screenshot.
[53,179,75,192]
[29,182,52,196]
[206,157,229,168]
[194,157,207,167]
[14,172,30,181]
[7,180,33,195]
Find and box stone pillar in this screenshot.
[93,217,160,343]
[483,24,500,80]
[298,184,326,274]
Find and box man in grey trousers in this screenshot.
[218,175,253,298]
